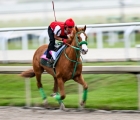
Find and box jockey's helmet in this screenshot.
[65,18,75,27]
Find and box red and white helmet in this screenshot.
[65,18,75,27]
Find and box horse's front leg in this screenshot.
[74,74,88,107]
[52,77,66,110]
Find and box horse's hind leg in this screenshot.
[35,72,48,106]
[74,74,88,107]
[53,77,58,93]
[51,77,58,96]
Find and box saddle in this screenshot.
[40,42,67,68]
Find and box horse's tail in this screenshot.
[20,69,35,78]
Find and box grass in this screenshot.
[0,61,139,110]
[0,73,138,110]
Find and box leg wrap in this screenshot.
[83,89,88,102]
[54,92,62,104]
[39,88,47,100]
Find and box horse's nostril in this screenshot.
[81,49,88,55]
[82,49,85,52]
[83,49,88,53]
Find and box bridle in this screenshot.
[64,30,88,78]
[75,31,88,49]
[65,31,88,50]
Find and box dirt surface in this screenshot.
[0,107,140,120]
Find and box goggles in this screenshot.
[67,26,74,28]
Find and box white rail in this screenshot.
[0,66,140,110]
[0,22,140,63]
[1,66,140,74]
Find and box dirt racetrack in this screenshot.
[0,107,140,120]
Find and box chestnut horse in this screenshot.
[20,25,88,109]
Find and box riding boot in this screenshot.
[47,26,55,63]
[46,48,51,59]
[46,48,53,63]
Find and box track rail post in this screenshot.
[25,78,31,107]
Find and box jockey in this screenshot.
[46,18,75,63]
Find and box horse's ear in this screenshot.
[83,25,86,31]
[75,26,78,32]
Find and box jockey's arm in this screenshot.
[53,25,68,41]
[54,35,70,44]
[54,34,64,41]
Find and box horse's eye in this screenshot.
[77,36,80,39]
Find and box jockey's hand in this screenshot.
[62,39,67,44]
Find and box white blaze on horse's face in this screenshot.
[80,33,88,55]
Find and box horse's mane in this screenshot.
[67,27,76,40]
[67,27,79,44]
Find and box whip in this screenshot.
[52,1,57,21]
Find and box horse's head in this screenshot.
[67,25,88,55]
[74,25,88,55]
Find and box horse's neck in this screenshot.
[66,37,80,62]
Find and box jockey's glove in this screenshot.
[62,39,67,44]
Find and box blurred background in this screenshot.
[0,0,140,110]
[0,0,140,27]
[0,0,140,62]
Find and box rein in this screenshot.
[64,31,88,79]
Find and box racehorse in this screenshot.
[20,25,88,109]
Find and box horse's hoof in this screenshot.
[59,103,70,112]
[43,99,48,108]
[80,101,85,108]
[50,93,57,97]
[59,103,66,110]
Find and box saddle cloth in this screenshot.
[40,43,66,68]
